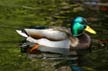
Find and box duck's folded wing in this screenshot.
[24,28,68,41]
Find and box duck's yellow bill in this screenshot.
[84,25,96,34]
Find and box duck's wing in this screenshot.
[19,26,69,41]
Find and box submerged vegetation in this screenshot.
[0,0,108,71]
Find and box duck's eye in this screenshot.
[84,25,86,28]
[81,20,88,25]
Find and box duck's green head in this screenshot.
[71,17,96,37]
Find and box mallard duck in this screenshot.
[16,17,96,55]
